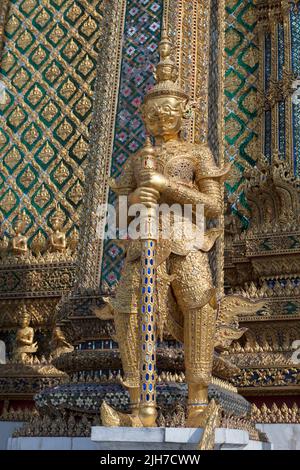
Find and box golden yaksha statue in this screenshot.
[100,28,263,428]
[12,303,37,364]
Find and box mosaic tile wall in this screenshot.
[100,0,163,291]
[0,0,103,245]
[208,0,221,160]
[224,0,258,227]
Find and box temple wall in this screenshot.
[0,0,105,246]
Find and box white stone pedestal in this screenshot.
[7,436,98,450]
[91,427,272,450]
[0,422,23,450]
[257,424,300,450]
[6,426,272,450]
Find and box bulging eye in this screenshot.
[147,108,158,119]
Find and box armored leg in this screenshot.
[184,303,216,425]
[169,251,217,425]
[114,311,140,413]
[110,257,141,412]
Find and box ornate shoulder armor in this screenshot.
[194,144,232,182]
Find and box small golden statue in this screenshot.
[99,27,263,429]
[12,303,37,364]
[50,326,74,359]
[48,204,67,252]
[11,210,28,256]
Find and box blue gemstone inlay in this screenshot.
[148,268,151,274]
[148,305,151,312]
[264,33,271,91]
[146,394,150,401]
[148,325,151,331]
[264,110,272,161]
[146,373,149,380]
[149,364,152,371]
[149,384,153,391]
[148,287,151,293]
[143,384,146,391]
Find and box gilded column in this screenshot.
[270,8,280,156]
[256,3,266,157]
[166,0,212,145]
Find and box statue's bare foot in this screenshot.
[186,399,220,429]
[186,405,209,428]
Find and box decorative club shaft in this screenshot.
[139,137,158,427]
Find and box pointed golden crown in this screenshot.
[144,24,189,102]
[52,203,64,226]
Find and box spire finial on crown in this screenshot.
[143,23,188,102]
[52,202,64,227]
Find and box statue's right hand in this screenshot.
[128,187,159,208]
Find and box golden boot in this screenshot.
[113,311,140,415]
[101,310,143,427]
[184,303,217,427]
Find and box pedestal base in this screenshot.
[257,424,300,450]
[91,426,272,450]
[7,436,98,450]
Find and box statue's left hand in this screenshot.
[140,169,169,192]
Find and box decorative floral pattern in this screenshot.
[0,0,104,243]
